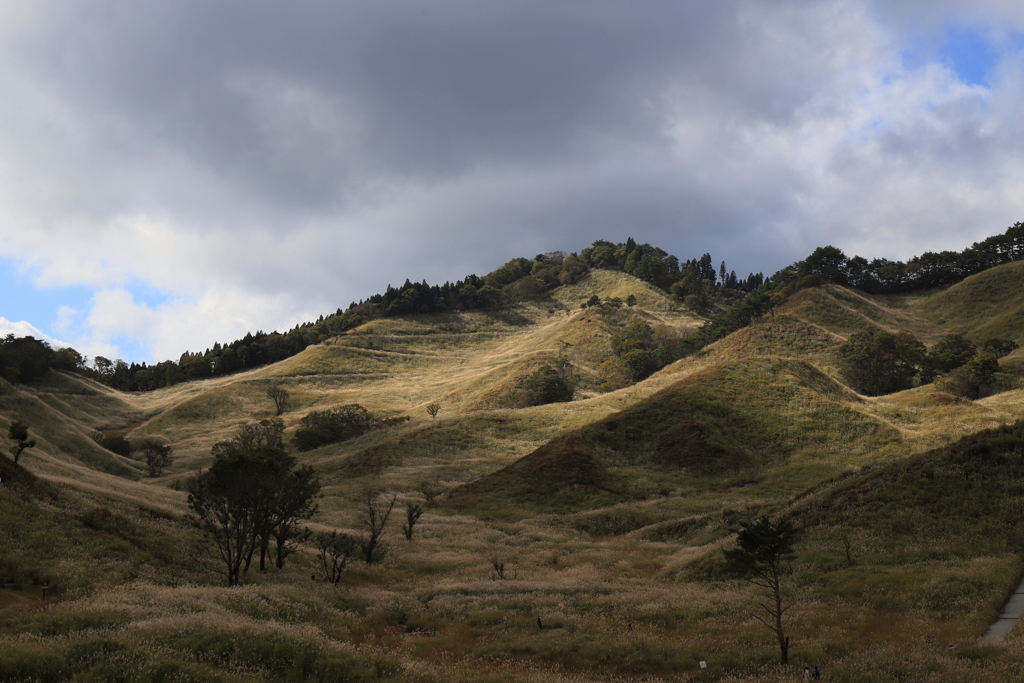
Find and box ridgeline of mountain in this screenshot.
[4,225,1024,681]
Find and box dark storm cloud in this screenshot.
[11,1,747,211]
[3,0,1024,361]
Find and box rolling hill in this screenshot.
[3,260,1024,682]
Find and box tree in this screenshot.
[187,454,262,586]
[262,461,320,570]
[401,501,423,541]
[188,422,320,584]
[937,352,1001,399]
[266,386,291,416]
[418,479,446,503]
[838,330,926,395]
[723,516,800,665]
[134,438,173,477]
[8,421,36,464]
[520,364,574,407]
[425,403,441,420]
[358,489,397,564]
[981,338,1019,359]
[922,334,976,382]
[315,530,359,585]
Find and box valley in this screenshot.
[4,263,1024,682]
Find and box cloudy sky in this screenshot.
[2,1,1024,364]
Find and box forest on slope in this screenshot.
[6,221,1022,395]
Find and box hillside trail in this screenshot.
[979,574,1024,643]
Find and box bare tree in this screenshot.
[401,501,423,541]
[315,530,359,585]
[358,489,397,564]
[425,403,441,420]
[841,534,855,567]
[489,554,509,580]
[267,386,291,416]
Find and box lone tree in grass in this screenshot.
[266,386,291,416]
[358,488,397,564]
[188,420,320,585]
[134,437,173,477]
[8,420,35,464]
[425,403,441,420]
[315,530,359,585]
[401,501,423,541]
[723,515,800,665]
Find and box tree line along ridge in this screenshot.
[2,221,1023,394]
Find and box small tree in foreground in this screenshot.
[315,530,359,585]
[723,515,800,665]
[8,421,35,464]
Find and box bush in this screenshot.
[520,364,574,407]
[293,404,409,451]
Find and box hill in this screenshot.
[913,259,1024,345]
[5,263,1024,681]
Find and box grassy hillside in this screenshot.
[6,267,1024,681]
[914,259,1024,345]
[447,357,901,517]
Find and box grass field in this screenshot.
[4,267,1024,681]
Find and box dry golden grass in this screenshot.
[6,271,1024,681]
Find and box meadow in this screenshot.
[3,266,1024,681]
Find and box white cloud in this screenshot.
[2,1,1024,362]
[0,317,67,347]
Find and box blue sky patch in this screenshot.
[939,26,998,86]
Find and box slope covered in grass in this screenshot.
[914,259,1024,344]
[447,357,902,517]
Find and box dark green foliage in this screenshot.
[293,404,409,452]
[788,221,1024,293]
[982,338,1019,359]
[97,434,132,457]
[7,420,36,465]
[936,352,1001,399]
[922,334,977,382]
[520,363,574,407]
[838,330,926,395]
[608,320,691,382]
[724,516,800,664]
[799,245,849,283]
[188,423,320,584]
[133,438,172,477]
[0,334,72,384]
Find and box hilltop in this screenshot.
[3,251,1024,681]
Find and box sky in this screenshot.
[2,1,1024,364]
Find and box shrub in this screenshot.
[520,364,574,407]
[293,404,409,451]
